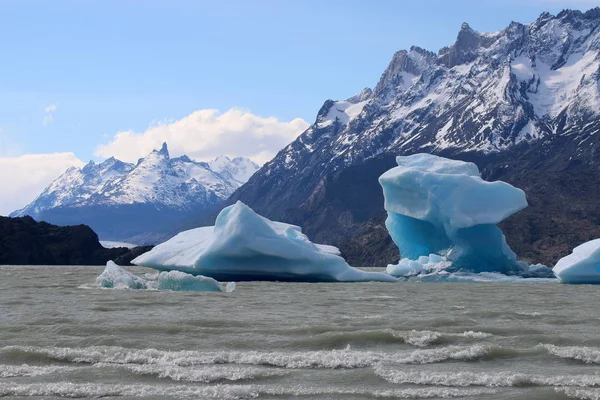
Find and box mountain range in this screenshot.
[11,144,259,244]
[222,8,600,267]
[14,8,600,268]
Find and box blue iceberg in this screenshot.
[553,239,600,284]
[133,201,397,283]
[95,261,233,292]
[379,154,553,277]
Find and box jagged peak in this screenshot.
[461,22,472,31]
[158,142,169,157]
[584,7,600,19]
[174,155,192,163]
[346,88,372,103]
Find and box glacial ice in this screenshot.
[96,261,148,289]
[553,239,600,284]
[95,261,232,292]
[133,201,397,283]
[379,154,553,278]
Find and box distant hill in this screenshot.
[0,215,151,266]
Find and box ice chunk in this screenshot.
[94,261,232,292]
[387,254,452,278]
[156,270,223,292]
[379,154,531,275]
[133,201,397,283]
[95,261,148,289]
[553,239,600,284]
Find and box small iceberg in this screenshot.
[95,261,234,292]
[553,239,600,284]
[379,154,554,279]
[133,201,397,283]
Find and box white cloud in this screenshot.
[95,108,310,165]
[43,104,57,126]
[0,153,84,216]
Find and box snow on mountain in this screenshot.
[209,156,260,186]
[10,144,259,243]
[228,8,600,268]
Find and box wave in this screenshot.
[375,367,600,388]
[556,387,600,400]
[294,328,492,348]
[0,364,79,378]
[392,330,492,347]
[0,344,495,370]
[0,382,497,399]
[541,344,600,364]
[99,363,287,383]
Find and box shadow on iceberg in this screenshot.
[379,154,553,280]
[132,202,397,283]
[553,239,600,284]
[95,261,234,292]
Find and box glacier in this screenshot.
[95,261,233,292]
[553,239,600,284]
[133,201,397,283]
[379,154,553,278]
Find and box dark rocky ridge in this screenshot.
[0,216,152,266]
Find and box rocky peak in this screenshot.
[346,88,373,103]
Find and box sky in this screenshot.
[0,0,598,215]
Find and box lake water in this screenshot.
[1,265,599,399]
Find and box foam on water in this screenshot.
[542,344,600,364]
[1,344,494,369]
[557,388,600,400]
[0,364,80,378]
[392,330,493,347]
[98,363,287,383]
[0,382,498,399]
[375,367,600,387]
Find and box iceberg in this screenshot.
[95,261,232,292]
[96,261,148,289]
[553,239,600,284]
[379,154,553,277]
[133,201,397,283]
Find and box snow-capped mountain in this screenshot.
[12,143,259,244]
[226,8,600,268]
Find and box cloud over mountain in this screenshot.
[0,153,84,215]
[95,108,309,165]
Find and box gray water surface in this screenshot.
[1,265,599,399]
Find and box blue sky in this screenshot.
[0,0,597,214]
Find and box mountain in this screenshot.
[11,144,259,244]
[226,8,600,267]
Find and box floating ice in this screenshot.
[133,201,397,283]
[96,261,148,289]
[553,239,600,284]
[156,270,230,292]
[379,154,553,278]
[94,261,232,292]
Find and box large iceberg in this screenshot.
[95,261,233,292]
[379,154,552,277]
[553,239,600,284]
[133,201,397,283]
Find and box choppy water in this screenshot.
[1,265,599,399]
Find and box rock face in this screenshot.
[222,9,600,267]
[11,143,259,245]
[0,216,149,265]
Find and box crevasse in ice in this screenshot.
[133,201,397,283]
